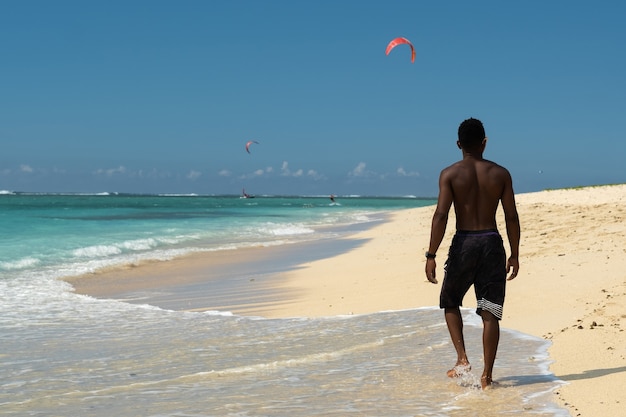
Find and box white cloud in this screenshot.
[218,169,232,177]
[281,161,322,179]
[137,168,170,179]
[396,167,420,177]
[307,169,326,180]
[281,161,291,176]
[20,164,34,173]
[94,166,127,177]
[349,162,368,177]
[187,170,202,180]
[92,166,173,180]
[241,168,269,179]
[239,163,325,181]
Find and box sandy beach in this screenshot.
[68,184,626,417]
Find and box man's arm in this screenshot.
[425,170,453,284]
[501,170,520,280]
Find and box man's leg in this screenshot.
[444,307,470,377]
[480,310,500,389]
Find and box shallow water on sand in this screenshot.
[1,299,566,416]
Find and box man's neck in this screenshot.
[462,151,484,160]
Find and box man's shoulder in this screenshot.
[474,158,508,173]
[439,163,462,180]
[441,159,502,172]
[441,160,465,172]
[441,159,511,174]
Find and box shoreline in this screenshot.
[65,184,626,417]
[66,236,376,315]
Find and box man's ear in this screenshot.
[482,137,488,149]
[457,140,462,149]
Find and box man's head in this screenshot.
[457,118,486,150]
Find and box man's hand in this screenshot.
[506,256,519,280]
[425,259,438,284]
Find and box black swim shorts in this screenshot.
[439,229,507,319]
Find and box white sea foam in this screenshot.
[71,238,163,259]
[0,257,41,270]
[269,224,315,236]
[72,244,122,258]
[119,238,158,251]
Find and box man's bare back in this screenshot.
[440,156,515,231]
[423,118,520,389]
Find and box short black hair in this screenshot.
[458,118,485,148]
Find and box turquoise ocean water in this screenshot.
[0,192,568,416]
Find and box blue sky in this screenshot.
[1,1,624,196]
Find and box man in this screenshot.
[425,117,520,389]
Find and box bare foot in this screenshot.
[480,375,493,389]
[447,363,471,378]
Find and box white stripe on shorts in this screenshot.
[477,298,503,320]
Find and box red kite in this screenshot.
[245,140,259,154]
[385,37,415,63]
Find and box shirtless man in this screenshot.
[425,118,520,389]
